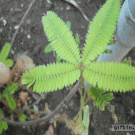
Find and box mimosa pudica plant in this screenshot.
[22,0,135,122]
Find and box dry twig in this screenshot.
[10,0,36,47]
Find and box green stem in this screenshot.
[83,83,88,104]
[78,70,84,123]
[84,97,91,106]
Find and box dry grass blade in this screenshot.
[64,0,89,21]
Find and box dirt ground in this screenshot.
[1,0,135,135]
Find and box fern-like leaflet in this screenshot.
[23,62,80,93]
[5,94,16,110]
[83,61,135,91]
[0,110,8,134]
[2,82,18,110]
[19,113,27,122]
[42,12,80,64]
[88,85,113,110]
[82,0,121,65]
[0,43,14,67]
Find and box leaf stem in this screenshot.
[78,69,84,123]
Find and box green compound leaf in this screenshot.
[5,94,16,110]
[88,86,113,110]
[82,105,89,132]
[0,43,11,61]
[0,109,4,117]
[83,61,135,92]
[2,121,8,130]
[19,113,27,123]
[44,43,53,53]
[0,43,14,67]
[82,0,121,65]
[0,94,2,101]
[123,58,131,66]
[0,121,3,134]
[7,81,12,87]
[22,62,80,93]
[0,120,8,134]
[104,49,112,54]
[44,21,72,54]
[42,11,80,64]
[66,21,72,30]
[75,34,80,47]
[56,54,61,63]
[0,110,8,134]
[3,82,18,102]
[2,59,14,67]
[5,82,19,95]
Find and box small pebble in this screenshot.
[2,19,7,26]
[27,34,31,39]
[26,19,31,24]
[20,4,24,7]
[14,25,19,29]
[11,50,14,55]
[10,8,13,11]
[130,109,135,116]
[47,0,52,4]
[0,28,3,33]
[14,8,21,12]
[68,99,74,107]
[66,6,71,10]
[81,25,84,29]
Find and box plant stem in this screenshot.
[84,97,91,106]
[83,83,88,103]
[78,70,84,123]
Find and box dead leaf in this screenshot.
[30,114,39,120]
[44,125,54,135]
[15,54,35,73]
[45,102,51,113]
[17,99,22,108]
[113,114,118,124]
[0,62,12,86]
[1,98,11,109]
[53,118,57,128]
[19,91,29,105]
[11,54,35,83]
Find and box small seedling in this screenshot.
[19,112,27,123]
[0,109,8,134]
[88,85,113,111]
[2,81,18,110]
[0,81,18,134]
